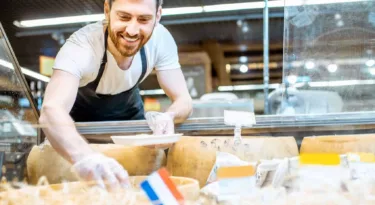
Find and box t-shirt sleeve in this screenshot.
[53,34,95,79]
[154,25,181,71]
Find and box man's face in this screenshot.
[105,0,161,57]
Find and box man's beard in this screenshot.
[108,21,155,57]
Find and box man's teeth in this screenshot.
[122,36,138,42]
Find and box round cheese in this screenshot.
[166,136,299,187]
[26,144,166,185]
[300,134,375,154]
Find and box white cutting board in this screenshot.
[111,134,183,146]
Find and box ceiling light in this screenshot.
[242,24,250,33]
[218,84,281,91]
[0,59,50,82]
[239,65,249,73]
[236,20,243,27]
[336,20,344,27]
[334,13,342,20]
[14,14,104,28]
[309,80,375,87]
[327,64,338,73]
[203,2,265,12]
[162,7,204,15]
[239,56,248,63]
[369,68,375,75]
[291,61,304,68]
[226,64,231,73]
[139,89,165,96]
[366,59,375,67]
[287,75,298,84]
[305,61,315,69]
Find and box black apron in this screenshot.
[70,29,147,122]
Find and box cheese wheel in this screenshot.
[166,136,299,187]
[26,144,166,185]
[300,134,375,154]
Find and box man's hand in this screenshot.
[145,112,175,135]
[71,153,130,191]
[144,112,175,149]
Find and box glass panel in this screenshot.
[280,0,375,115]
[0,23,38,181]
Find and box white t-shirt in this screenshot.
[53,21,180,95]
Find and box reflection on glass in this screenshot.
[279,0,375,115]
[0,24,38,181]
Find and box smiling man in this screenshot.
[39,0,192,189]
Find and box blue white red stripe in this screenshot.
[140,168,184,205]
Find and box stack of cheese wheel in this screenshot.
[26,144,167,185]
[166,136,299,187]
[300,134,375,154]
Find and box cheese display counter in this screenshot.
[2,0,375,204]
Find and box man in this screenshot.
[39,0,192,190]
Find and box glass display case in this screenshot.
[0,23,39,181]
[281,0,375,115]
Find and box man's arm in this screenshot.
[39,70,95,164]
[156,68,193,123]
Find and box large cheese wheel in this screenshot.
[166,136,299,187]
[300,134,375,154]
[26,144,166,185]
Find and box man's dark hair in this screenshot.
[108,0,163,9]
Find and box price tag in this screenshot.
[347,153,375,179]
[350,162,375,180]
[224,111,256,127]
[217,165,256,197]
[347,153,375,163]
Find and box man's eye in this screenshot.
[119,16,131,21]
[139,18,150,23]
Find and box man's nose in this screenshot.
[126,20,140,37]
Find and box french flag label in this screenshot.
[140,168,184,205]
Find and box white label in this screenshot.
[350,162,375,180]
[218,176,256,196]
[224,110,256,127]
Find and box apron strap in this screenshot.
[90,28,109,91]
[136,47,147,86]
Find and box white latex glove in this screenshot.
[145,111,176,149]
[71,153,130,191]
[145,111,175,135]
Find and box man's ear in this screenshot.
[104,0,110,22]
[156,6,162,24]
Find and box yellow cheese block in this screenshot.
[300,134,375,154]
[166,136,299,187]
[26,144,167,185]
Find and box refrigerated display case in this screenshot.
[0,23,39,182]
